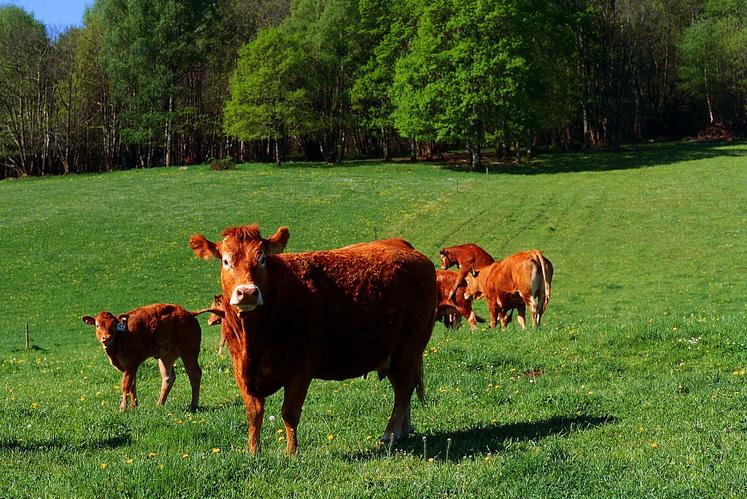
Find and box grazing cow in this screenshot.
[189,225,436,454]
[435,270,482,329]
[206,294,227,355]
[82,304,217,411]
[464,250,552,329]
[439,243,495,300]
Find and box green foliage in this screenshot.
[1,141,746,495]
[97,0,212,149]
[224,27,312,162]
[679,0,747,124]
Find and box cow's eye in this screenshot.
[222,257,231,269]
[258,253,266,267]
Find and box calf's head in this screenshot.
[189,224,289,313]
[207,294,224,326]
[82,311,129,350]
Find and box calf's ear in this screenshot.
[189,234,221,260]
[82,315,95,325]
[266,226,290,254]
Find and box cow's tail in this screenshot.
[535,251,550,314]
[415,357,426,405]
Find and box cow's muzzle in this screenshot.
[230,284,263,312]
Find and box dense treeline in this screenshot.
[0,0,745,177]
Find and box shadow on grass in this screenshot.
[438,140,746,175]
[347,414,615,463]
[0,434,132,453]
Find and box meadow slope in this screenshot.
[0,141,745,496]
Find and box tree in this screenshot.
[680,0,747,130]
[98,0,212,167]
[224,27,313,165]
[0,6,53,176]
[392,0,531,170]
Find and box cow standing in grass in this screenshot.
[82,304,217,411]
[189,225,436,454]
[464,250,552,329]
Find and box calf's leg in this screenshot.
[181,350,202,411]
[157,359,176,407]
[120,370,138,411]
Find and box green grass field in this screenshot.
[1,141,745,496]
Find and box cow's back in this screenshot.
[273,241,436,380]
[125,304,200,353]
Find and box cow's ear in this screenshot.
[189,234,221,260]
[266,226,290,254]
[82,315,95,325]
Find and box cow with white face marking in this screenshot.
[189,224,437,455]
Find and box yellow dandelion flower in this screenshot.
[31,402,38,409]
[366,435,372,441]
[147,452,156,458]
[159,464,164,470]
[650,442,658,449]
[639,426,645,433]
[211,448,221,454]
[182,453,189,459]
[428,458,434,463]
[79,396,86,401]
[125,458,134,465]
[100,463,108,469]
[277,436,285,442]
[587,390,593,395]
[327,434,334,441]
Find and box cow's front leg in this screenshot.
[120,370,137,410]
[242,394,265,454]
[281,378,311,455]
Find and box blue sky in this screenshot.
[4,0,93,30]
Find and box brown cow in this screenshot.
[439,243,495,300]
[189,224,436,454]
[435,270,481,329]
[464,250,552,329]
[82,304,217,411]
[206,294,227,355]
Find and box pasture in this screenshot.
[0,141,745,496]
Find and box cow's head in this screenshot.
[207,294,224,326]
[189,224,289,314]
[463,270,483,301]
[439,249,455,270]
[82,311,128,350]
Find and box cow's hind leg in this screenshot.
[157,358,176,407]
[382,359,420,442]
[281,376,312,455]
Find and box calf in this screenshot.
[189,224,436,454]
[435,270,481,329]
[206,294,227,355]
[464,250,552,329]
[439,243,495,300]
[82,303,217,411]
